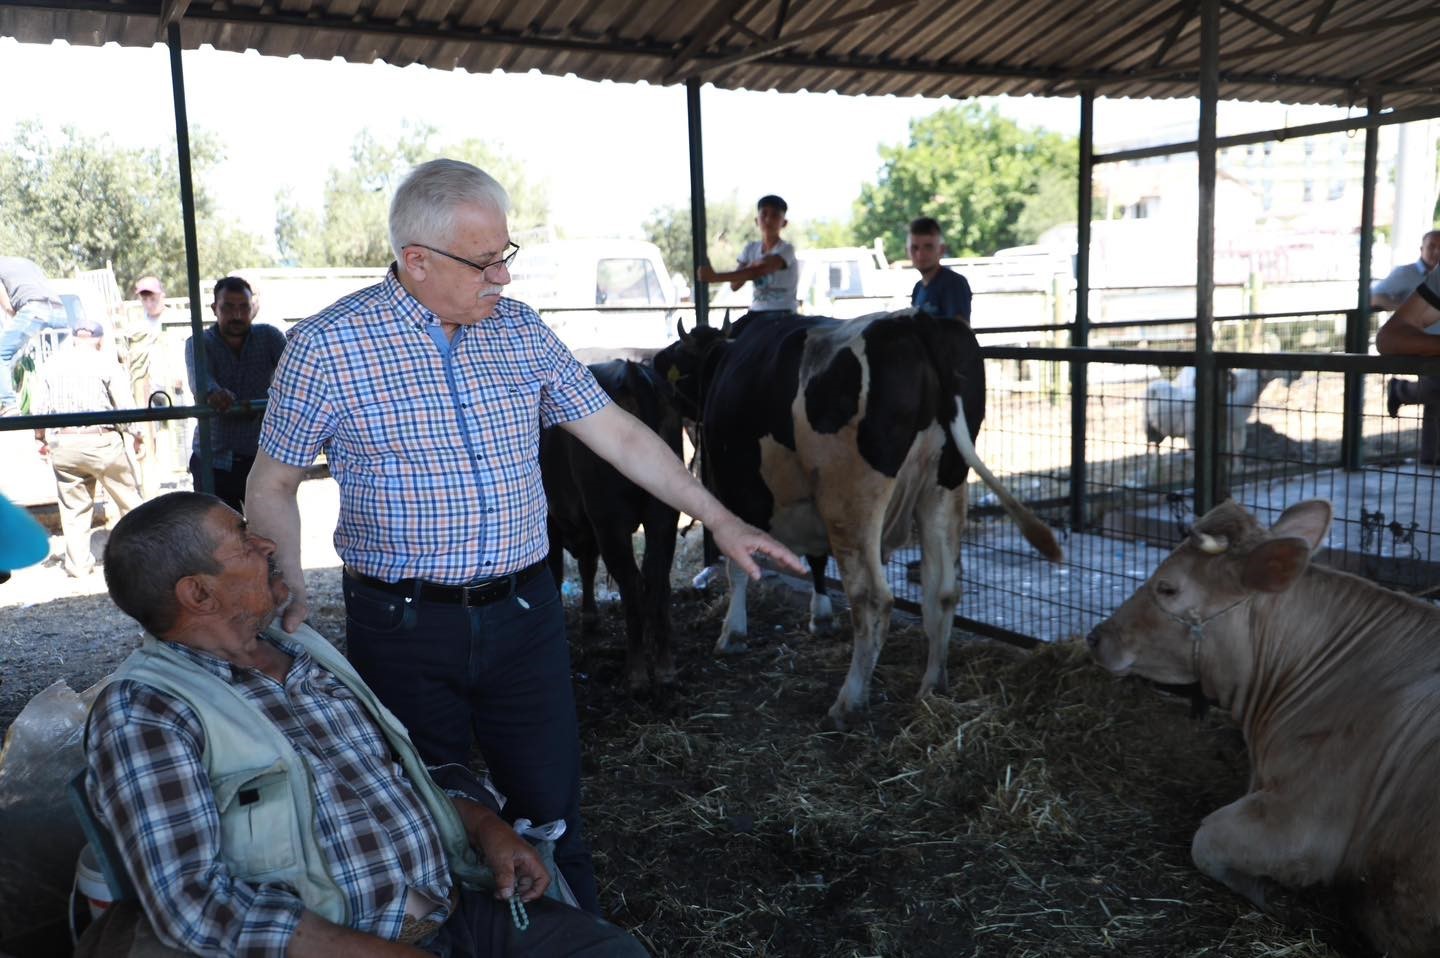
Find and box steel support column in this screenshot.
[167,21,211,492]
[1343,94,1383,471]
[686,78,710,328]
[1069,90,1094,531]
[1193,0,1219,515]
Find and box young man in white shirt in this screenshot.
[697,194,799,315]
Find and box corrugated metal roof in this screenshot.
[3,0,1438,110]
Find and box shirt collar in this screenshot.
[151,631,308,683]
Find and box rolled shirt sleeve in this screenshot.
[258,329,335,469]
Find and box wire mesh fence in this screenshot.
[905,330,1440,645]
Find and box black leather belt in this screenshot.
[344,561,547,607]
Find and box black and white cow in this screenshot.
[654,310,1062,728]
[541,359,684,692]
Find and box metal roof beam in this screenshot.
[660,0,751,84]
[1118,7,1440,81]
[673,0,918,84]
[1306,0,1337,35]
[156,0,191,41]
[1218,0,1297,40]
[754,48,1400,98]
[8,0,683,57]
[1093,100,1440,164]
[1148,0,1198,69]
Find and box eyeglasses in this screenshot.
[408,241,519,279]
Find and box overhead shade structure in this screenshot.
[2,1,1438,108]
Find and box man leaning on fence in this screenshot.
[1377,261,1440,465]
[185,276,285,513]
[77,490,648,958]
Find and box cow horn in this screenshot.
[677,319,692,345]
[721,309,732,336]
[1194,531,1229,554]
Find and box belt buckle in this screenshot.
[462,573,514,608]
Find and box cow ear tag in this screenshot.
[666,365,681,384]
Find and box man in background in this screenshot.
[185,276,285,512]
[697,194,799,316]
[907,217,972,322]
[122,274,184,494]
[31,315,143,577]
[1377,232,1440,463]
[1372,230,1440,310]
[0,255,72,416]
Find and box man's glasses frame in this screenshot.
[407,241,520,279]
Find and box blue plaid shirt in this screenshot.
[259,270,608,583]
[186,323,286,467]
[86,633,453,957]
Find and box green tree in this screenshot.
[0,120,272,294]
[794,216,855,250]
[275,124,550,267]
[852,104,1078,260]
[643,195,756,280]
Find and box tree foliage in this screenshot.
[643,196,759,280]
[0,120,272,294]
[275,124,550,268]
[852,104,1078,260]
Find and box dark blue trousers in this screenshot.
[343,569,600,915]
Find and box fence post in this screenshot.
[1192,0,1219,516]
[1069,90,1093,532]
[1343,95,1382,472]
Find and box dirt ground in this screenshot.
[0,485,1373,958]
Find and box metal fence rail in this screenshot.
[916,338,1440,645]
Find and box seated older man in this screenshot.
[82,491,645,958]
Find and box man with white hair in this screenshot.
[247,158,802,915]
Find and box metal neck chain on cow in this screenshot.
[1147,591,1253,676]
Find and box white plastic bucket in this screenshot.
[75,843,115,922]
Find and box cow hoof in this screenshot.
[713,635,749,655]
[655,661,678,686]
[820,707,851,733]
[808,616,837,637]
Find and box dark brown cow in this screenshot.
[542,359,683,692]
[1087,499,1440,958]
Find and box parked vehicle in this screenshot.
[506,239,679,352]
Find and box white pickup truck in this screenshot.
[505,239,680,353]
[710,242,912,318]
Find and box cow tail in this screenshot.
[946,396,1064,563]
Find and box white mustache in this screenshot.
[478,286,504,299]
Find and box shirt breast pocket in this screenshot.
[212,763,300,878]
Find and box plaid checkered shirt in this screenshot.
[259,269,608,583]
[185,323,286,467]
[85,632,454,957]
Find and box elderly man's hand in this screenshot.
[456,801,551,903]
[697,264,718,283]
[709,514,804,580]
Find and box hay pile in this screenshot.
[570,582,1370,957]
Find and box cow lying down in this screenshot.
[655,310,1061,729]
[1088,499,1440,958]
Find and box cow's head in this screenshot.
[653,314,731,422]
[1086,499,1331,685]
